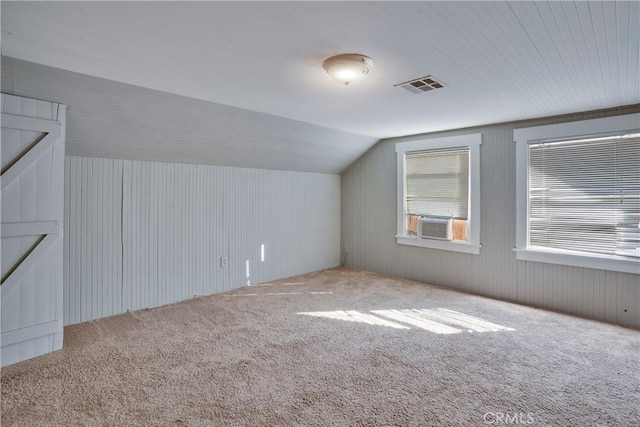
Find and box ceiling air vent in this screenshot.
[395,75,447,94]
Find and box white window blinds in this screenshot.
[405,148,469,219]
[529,133,640,257]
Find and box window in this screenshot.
[396,133,481,254]
[514,113,640,274]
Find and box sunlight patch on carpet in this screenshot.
[251,282,306,287]
[420,308,515,333]
[226,291,332,297]
[298,310,410,329]
[298,308,515,334]
[372,309,461,334]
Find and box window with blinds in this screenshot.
[405,148,470,219]
[528,133,640,258]
[397,133,481,253]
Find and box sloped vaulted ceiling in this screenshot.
[1,58,376,174]
[2,1,639,173]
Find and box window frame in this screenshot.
[396,133,482,255]
[514,113,640,274]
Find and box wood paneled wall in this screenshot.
[341,105,640,329]
[64,156,340,325]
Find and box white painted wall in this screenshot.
[64,156,340,325]
[341,105,640,329]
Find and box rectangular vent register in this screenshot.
[395,75,447,94]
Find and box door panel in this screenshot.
[1,94,65,367]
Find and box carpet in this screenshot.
[1,267,639,426]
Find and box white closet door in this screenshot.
[1,94,66,367]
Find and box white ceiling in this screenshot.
[2,1,639,140]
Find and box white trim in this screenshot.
[1,113,61,133]
[397,235,481,254]
[396,149,406,241]
[513,113,639,145]
[1,221,61,237]
[395,133,483,154]
[514,248,639,275]
[515,132,529,251]
[0,234,59,296]
[467,137,481,248]
[53,104,66,352]
[395,133,482,255]
[1,116,62,191]
[1,320,59,347]
[514,113,640,273]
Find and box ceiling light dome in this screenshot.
[323,54,374,86]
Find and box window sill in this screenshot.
[514,247,639,274]
[396,235,481,255]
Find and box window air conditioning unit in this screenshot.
[418,216,453,240]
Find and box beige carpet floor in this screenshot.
[1,267,639,426]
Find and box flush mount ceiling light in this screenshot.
[323,54,374,86]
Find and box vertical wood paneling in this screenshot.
[64,157,123,325]
[64,156,340,325]
[341,106,640,329]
